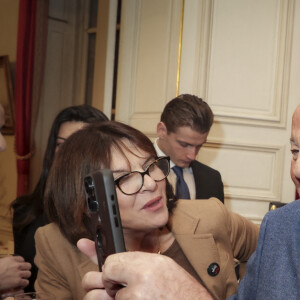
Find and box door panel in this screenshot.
[30,0,78,189]
[180,0,298,221]
[116,0,300,222]
[115,0,182,134]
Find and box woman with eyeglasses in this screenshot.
[34,121,259,300]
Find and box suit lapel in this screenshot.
[169,202,221,276]
[190,161,200,198]
[168,200,228,300]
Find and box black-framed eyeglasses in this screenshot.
[114,156,170,195]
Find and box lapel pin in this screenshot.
[207,262,220,277]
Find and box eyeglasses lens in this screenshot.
[118,158,169,195]
[118,172,141,195]
[148,158,169,181]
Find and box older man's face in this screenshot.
[290,105,300,195]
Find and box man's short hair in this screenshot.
[160,94,214,134]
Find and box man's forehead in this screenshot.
[172,125,207,135]
[291,106,300,142]
[292,108,300,134]
[293,106,300,122]
[172,127,208,144]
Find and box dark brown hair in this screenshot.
[44,121,176,246]
[160,94,214,134]
[11,104,108,231]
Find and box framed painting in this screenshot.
[0,55,14,135]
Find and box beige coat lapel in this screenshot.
[168,200,231,300]
[168,201,222,276]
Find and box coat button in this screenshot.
[207,262,220,276]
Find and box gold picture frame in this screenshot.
[0,55,14,135]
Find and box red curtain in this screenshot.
[14,0,38,196]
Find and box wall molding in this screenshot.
[180,0,295,128]
[202,139,284,201]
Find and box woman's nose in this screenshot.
[141,173,156,191]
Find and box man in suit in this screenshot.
[78,104,300,300]
[154,94,224,202]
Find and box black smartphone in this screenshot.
[84,169,126,271]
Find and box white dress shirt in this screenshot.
[153,138,196,199]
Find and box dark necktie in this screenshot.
[172,166,190,199]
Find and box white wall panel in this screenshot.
[116,0,182,127]
[199,142,283,201]
[209,0,293,127]
[181,0,295,127]
[179,0,297,221]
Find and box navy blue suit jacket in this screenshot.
[190,160,224,203]
[228,200,300,300]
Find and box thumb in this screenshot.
[77,238,98,265]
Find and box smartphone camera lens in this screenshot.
[88,195,98,212]
[84,176,99,212]
[84,176,94,193]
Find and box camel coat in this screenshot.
[168,198,259,300]
[35,198,259,300]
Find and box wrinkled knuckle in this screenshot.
[137,269,153,283]
[131,290,154,300]
[103,260,120,275]
[132,290,146,299]
[153,253,171,266]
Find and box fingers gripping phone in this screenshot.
[84,169,126,271]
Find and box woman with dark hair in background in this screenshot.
[34,121,258,300]
[11,104,108,292]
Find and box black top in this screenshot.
[13,208,48,292]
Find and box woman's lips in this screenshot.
[142,197,163,211]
